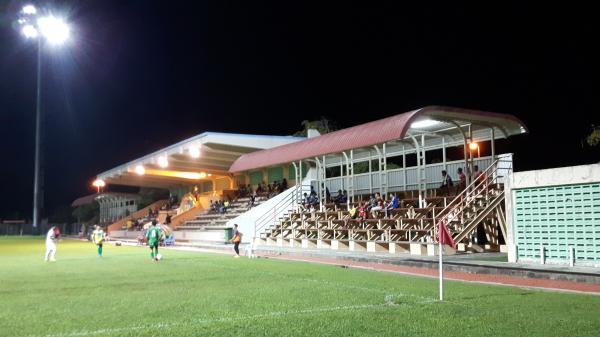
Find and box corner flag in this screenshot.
[438,221,456,249]
[437,221,455,301]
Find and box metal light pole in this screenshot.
[32,37,43,229]
[18,5,71,229]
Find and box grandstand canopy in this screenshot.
[229,106,528,173]
[97,132,303,189]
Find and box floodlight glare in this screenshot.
[37,16,70,45]
[22,24,38,38]
[92,179,106,188]
[469,142,479,151]
[22,5,37,15]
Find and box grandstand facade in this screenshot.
[97,106,532,258]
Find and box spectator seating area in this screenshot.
[257,182,505,255]
[177,195,268,230]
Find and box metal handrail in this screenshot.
[253,184,312,239]
[434,159,512,241]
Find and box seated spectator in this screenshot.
[333,190,343,204]
[343,204,358,226]
[367,194,377,212]
[308,191,319,207]
[325,187,331,203]
[358,202,368,220]
[165,214,172,225]
[370,193,384,217]
[339,190,348,204]
[389,193,399,209]
[248,192,257,210]
[281,178,288,191]
[308,204,317,219]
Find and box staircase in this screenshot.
[107,199,168,234]
[178,196,267,230]
[430,159,511,249]
[254,184,311,242]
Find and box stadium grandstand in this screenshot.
[95,106,531,257]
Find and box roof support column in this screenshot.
[373,144,388,198]
[442,136,447,173]
[342,151,353,210]
[409,135,425,208]
[368,152,373,194]
[350,149,354,203]
[314,157,323,211]
[468,124,474,184]
[449,121,470,188]
[292,162,299,210]
[421,134,426,201]
[402,145,407,191]
[491,127,496,161]
[322,155,327,208]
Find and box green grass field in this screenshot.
[1,237,600,337]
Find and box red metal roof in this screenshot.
[71,194,100,207]
[229,106,527,173]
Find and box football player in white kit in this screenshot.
[45,226,60,262]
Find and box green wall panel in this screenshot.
[514,183,600,262]
[268,167,283,183]
[249,171,263,185]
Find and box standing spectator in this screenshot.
[230,224,242,258]
[472,165,482,182]
[457,167,466,190]
[193,186,200,201]
[440,170,453,196]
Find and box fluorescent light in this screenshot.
[157,156,169,168]
[135,165,145,175]
[189,146,200,158]
[411,119,440,129]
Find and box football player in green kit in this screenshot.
[92,225,106,257]
[146,220,161,261]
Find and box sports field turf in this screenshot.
[1,237,600,337]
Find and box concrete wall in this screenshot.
[505,163,600,264]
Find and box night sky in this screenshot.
[0,1,598,220]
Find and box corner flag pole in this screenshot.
[439,236,444,301]
[438,220,455,302]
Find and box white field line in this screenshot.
[30,297,436,337]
